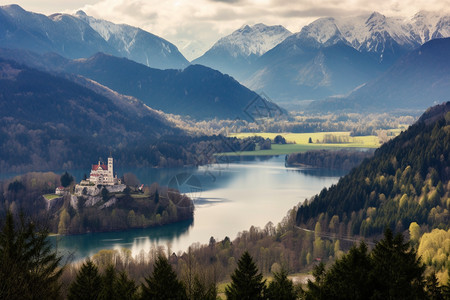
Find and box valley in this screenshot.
[0,3,449,299]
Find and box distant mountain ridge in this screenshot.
[298,11,449,60]
[193,24,291,80]
[0,48,280,121]
[309,38,450,112]
[195,11,449,104]
[0,4,188,69]
[73,10,189,69]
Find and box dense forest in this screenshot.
[296,103,449,238]
[286,149,374,170]
[0,59,263,173]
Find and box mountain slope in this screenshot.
[0,4,116,59]
[293,11,449,65]
[296,102,450,237]
[244,38,384,102]
[0,5,188,69]
[0,58,181,172]
[61,53,280,120]
[192,24,291,80]
[0,48,277,121]
[310,38,450,112]
[74,10,189,69]
[241,11,449,103]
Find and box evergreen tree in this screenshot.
[369,228,426,299]
[116,271,138,300]
[425,272,444,300]
[99,265,117,300]
[225,251,266,300]
[191,275,217,300]
[303,230,427,300]
[68,259,102,300]
[265,268,297,300]
[0,212,63,300]
[304,263,326,300]
[306,242,373,300]
[141,255,187,300]
[60,171,74,188]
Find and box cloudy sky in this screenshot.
[7,0,450,60]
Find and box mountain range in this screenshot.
[0,4,188,69]
[309,38,450,112]
[194,11,449,105]
[1,4,449,114]
[0,48,279,121]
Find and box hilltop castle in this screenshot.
[81,156,120,186]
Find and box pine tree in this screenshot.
[141,255,187,299]
[68,259,102,300]
[265,268,297,300]
[0,212,63,300]
[225,251,266,300]
[191,275,217,300]
[425,272,444,300]
[116,271,138,300]
[306,242,373,300]
[60,171,74,187]
[99,265,117,300]
[369,228,426,299]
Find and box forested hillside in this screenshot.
[0,58,260,172]
[296,102,450,237]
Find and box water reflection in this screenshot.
[51,156,345,261]
[51,219,193,262]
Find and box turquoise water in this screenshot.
[51,156,345,261]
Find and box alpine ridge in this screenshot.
[0,4,189,69]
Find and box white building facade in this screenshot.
[87,156,120,185]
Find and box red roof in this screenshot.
[92,164,108,171]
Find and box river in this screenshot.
[52,156,346,261]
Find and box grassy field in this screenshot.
[223,131,384,156]
[43,194,61,200]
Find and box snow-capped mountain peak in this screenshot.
[293,11,449,53]
[72,11,188,69]
[411,11,450,43]
[298,17,345,46]
[211,23,292,58]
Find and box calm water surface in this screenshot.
[52,156,345,261]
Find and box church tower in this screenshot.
[108,156,114,183]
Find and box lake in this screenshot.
[52,156,346,261]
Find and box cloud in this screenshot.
[208,0,242,3]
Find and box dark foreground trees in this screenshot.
[225,251,266,300]
[303,228,431,300]
[0,212,63,299]
[68,260,102,300]
[69,260,138,300]
[141,255,187,299]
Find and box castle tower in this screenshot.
[108,156,114,182]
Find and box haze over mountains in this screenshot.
[311,38,450,112]
[196,11,449,105]
[1,4,449,116]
